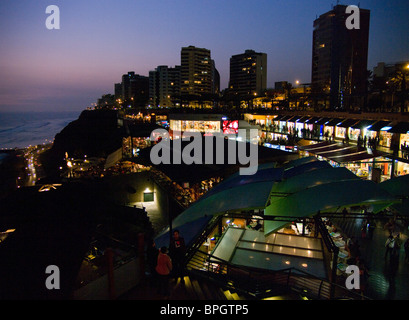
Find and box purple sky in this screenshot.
[0,0,408,112]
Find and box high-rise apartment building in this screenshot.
[149,65,181,108]
[180,46,213,96]
[311,4,370,110]
[119,72,149,107]
[229,50,267,97]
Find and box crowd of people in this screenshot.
[357,135,380,150]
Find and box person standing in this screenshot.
[385,234,395,259]
[169,229,186,283]
[155,246,172,299]
[392,233,402,258]
[367,219,376,240]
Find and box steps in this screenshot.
[181,275,245,300]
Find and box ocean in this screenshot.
[0,111,81,151]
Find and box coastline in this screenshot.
[0,149,27,198]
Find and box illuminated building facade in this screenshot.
[311,5,370,110]
[229,50,267,97]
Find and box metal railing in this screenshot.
[182,213,370,300]
[186,248,368,300]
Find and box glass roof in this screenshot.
[211,227,327,278]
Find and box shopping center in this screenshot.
[154,154,408,299]
[246,112,409,182]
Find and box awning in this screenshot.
[337,119,359,128]
[299,141,338,152]
[282,156,318,169]
[287,115,302,122]
[367,121,392,132]
[305,117,321,124]
[271,167,360,195]
[330,152,377,163]
[351,120,377,130]
[387,122,409,134]
[379,174,409,216]
[264,179,399,235]
[283,160,332,179]
[301,142,389,163]
[279,115,292,121]
[272,115,285,121]
[297,116,311,123]
[313,145,359,157]
[324,118,343,126]
[315,118,332,125]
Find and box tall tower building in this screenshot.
[311,4,370,110]
[229,50,267,97]
[121,71,149,105]
[180,46,213,96]
[149,65,181,108]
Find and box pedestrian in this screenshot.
[155,246,172,298]
[384,234,395,259]
[392,233,402,258]
[367,220,376,239]
[169,229,186,283]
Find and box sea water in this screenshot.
[0,111,81,150]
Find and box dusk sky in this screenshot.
[0,0,408,112]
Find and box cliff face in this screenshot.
[41,109,125,179]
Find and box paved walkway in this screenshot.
[330,216,409,300]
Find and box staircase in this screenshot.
[177,275,244,300]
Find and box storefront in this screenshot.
[299,140,393,182]
[378,130,393,148]
[396,160,409,176]
[344,157,392,182]
[348,127,361,141]
[335,126,347,140]
[169,114,224,138]
[323,125,334,139]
